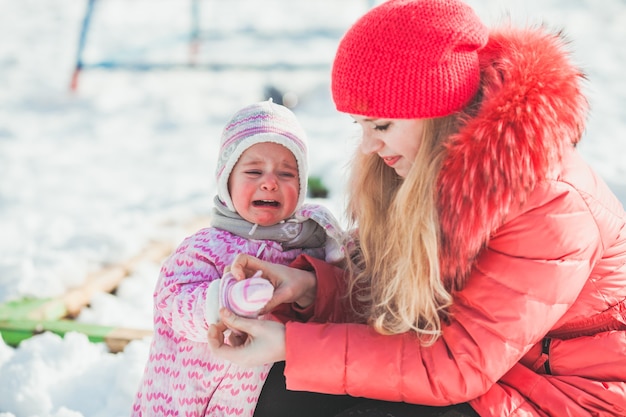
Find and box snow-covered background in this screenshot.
[0,0,624,416]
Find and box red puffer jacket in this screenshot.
[280,26,626,417]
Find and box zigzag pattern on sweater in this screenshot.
[132,227,320,417]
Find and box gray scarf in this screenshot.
[210,196,327,250]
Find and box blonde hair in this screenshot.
[346,115,459,345]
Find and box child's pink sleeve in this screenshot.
[154,233,221,342]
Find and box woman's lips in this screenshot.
[382,155,400,167]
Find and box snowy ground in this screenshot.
[0,0,624,416]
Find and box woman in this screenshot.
[208,0,626,416]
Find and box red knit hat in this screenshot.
[332,0,488,119]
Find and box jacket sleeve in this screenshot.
[284,180,604,405]
[271,254,354,324]
[153,230,221,342]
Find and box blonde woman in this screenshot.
[208,0,626,416]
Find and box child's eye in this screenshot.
[245,170,262,176]
[279,172,296,178]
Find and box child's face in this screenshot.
[228,142,300,226]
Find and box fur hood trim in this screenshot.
[437,26,588,288]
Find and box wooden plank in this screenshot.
[0,239,174,323]
[105,327,154,353]
[0,216,211,351]
[0,297,67,322]
[0,319,153,353]
[0,240,168,352]
[63,239,174,317]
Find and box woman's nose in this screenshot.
[260,174,278,191]
[360,132,383,155]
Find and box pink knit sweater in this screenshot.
[132,204,346,417]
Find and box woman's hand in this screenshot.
[208,308,286,367]
[229,253,317,314]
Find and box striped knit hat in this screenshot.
[332,0,488,119]
[215,100,308,213]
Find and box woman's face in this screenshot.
[351,115,426,178]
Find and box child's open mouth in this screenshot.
[252,200,280,207]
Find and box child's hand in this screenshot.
[220,270,274,318]
[229,253,318,314]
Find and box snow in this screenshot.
[0,0,624,416]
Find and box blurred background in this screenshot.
[0,0,624,416]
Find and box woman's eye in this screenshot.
[374,123,390,131]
